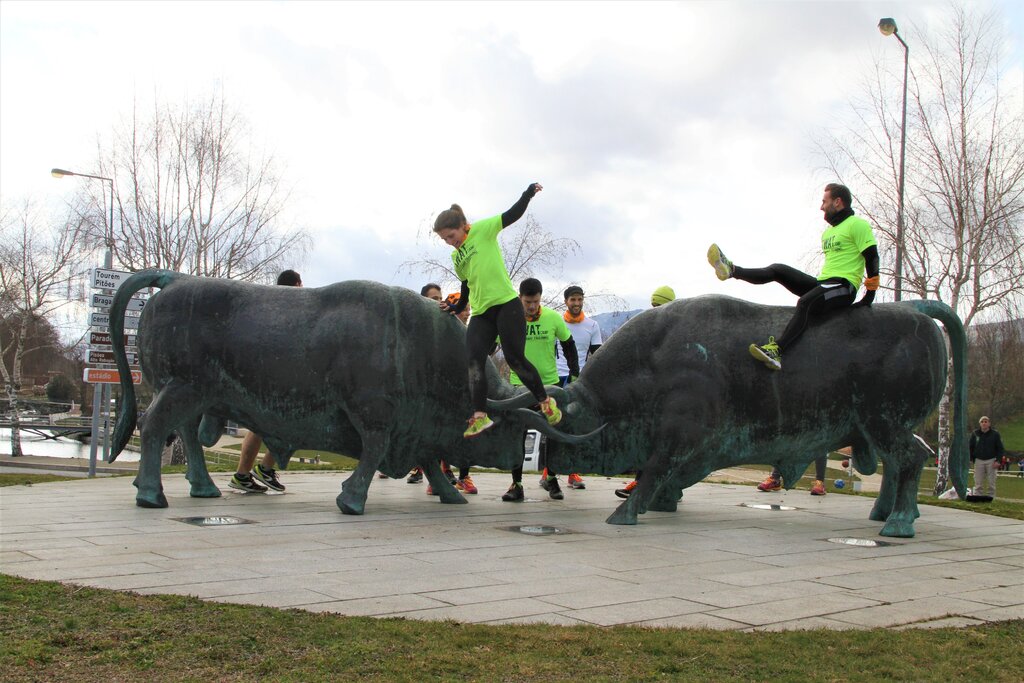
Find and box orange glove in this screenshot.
[863,276,880,291]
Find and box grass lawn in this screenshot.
[1,574,1021,683]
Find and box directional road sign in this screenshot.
[90,268,135,292]
[84,368,142,384]
[87,349,139,365]
[89,331,137,347]
[90,312,140,329]
[91,293,146,313]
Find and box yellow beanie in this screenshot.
[651,285,675,307]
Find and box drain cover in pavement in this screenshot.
[174,516,255,527]
[740,503,799,511]
[827,537,893,547]
[504,525,568,536]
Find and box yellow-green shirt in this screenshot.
[818,215,877,288]
[451,215,517,315]
[510,306,571,386]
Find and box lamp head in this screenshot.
[878,18,898,37]
[51,168,74,178]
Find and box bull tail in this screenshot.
[109,269,185,460]
[907,299,968,497]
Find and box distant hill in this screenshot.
[592,310,644,338]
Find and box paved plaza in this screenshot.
[1,467,1021,631]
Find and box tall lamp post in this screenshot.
[878,17,909,302]
[51,167,114,478]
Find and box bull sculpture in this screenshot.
[527,294,967,538]
[108,271,586,513]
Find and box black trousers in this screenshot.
[466,298,546,413]
[733,264,856,351]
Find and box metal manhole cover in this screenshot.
[740,503,799,511]
[174,516,255,526]
[827,537,893,547]
[504,525,568,536]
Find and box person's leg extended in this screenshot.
[464,311,500,437]
[732,263,818,297]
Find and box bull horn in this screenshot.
[515,409,605,444]
[487,392,537,412]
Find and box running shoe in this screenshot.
[456,476,478,494]
[567,473,586,489]
[538,467,549,487]
[707,243,734,281]
[757,474,782,492]
[614,479,638,499]
[540,397,562,426]
[377,472,389,479]
[810,479,827,496]
[749,337,782,371]
[501,483,524,502]
[253,464,285,492]
[463,414,495,438]
[546,476,564,500]
[229,473,267,493]
[407,468,423,484]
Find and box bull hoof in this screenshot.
[189,484,222,498]
[438,492,468,505]
[880,519,916,538]
[605,507,638,525]
[136,493,168,509]
[336,494,364,516]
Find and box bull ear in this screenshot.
[511,408,605,444]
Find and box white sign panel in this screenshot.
[90,268,134,292]
[91,293,146,313]
[90,312,141,329]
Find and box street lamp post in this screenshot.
[878,18,909,302]
[51,167,114,478]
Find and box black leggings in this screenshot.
[466,298,546,412]
[733,264,856,351]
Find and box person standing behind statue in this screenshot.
[616,285,675,499]
[757,456,829,495]
[707,183,879,372]
[407,283,459,488]
[548,284,602,490]
[435,182,564,438]
[502,277,579,502]
[229,269,302,494]
[969,416,1005,498]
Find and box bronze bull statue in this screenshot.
[530,294,968,537]
[108,272,583,513]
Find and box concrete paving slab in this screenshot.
[1,470,1021,631]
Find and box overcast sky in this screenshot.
[2,0,1021,314]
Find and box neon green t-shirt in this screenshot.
[451,215,517,315]
[510,306,571,386]
[818,215,877,288]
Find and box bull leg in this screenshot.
[877,437,930,538]
[422,460,466,505]
[180,416,220,498]
[648,474,684,512]
[133,382,202,508]
[337,431,388,515]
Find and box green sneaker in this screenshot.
[540,397,562,426]
[707,243,734,281]
[749,337,782,371]
[463,414,494,438]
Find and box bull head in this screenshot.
[487,383,605,444]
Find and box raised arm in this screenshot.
[501,182,543,228]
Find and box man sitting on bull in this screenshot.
[706,182,880,371]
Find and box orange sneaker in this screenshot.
[615,479,638,499]
[456,475,478,494]
[567,473,586,489]
[810,479,827,496]
[757,474,782,492]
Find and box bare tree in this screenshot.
[0,202,88,456]
[76,89,309,282]
[969,317,1024,421]
[818,6,1024,494]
